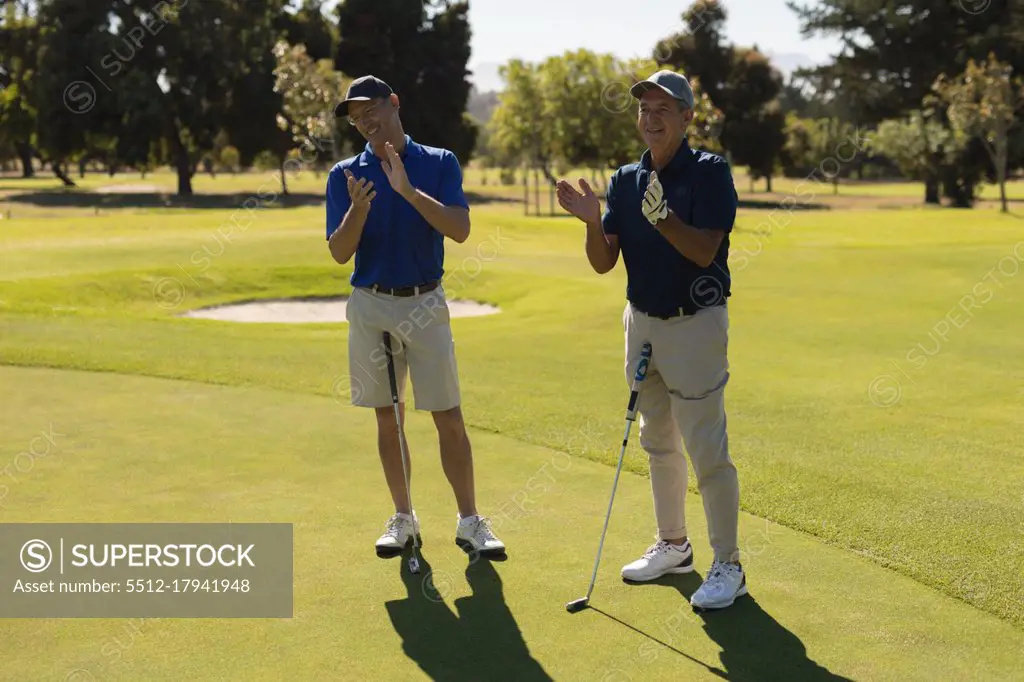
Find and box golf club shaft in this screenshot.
[582,342,652,600]
[384,332,419,556]
[584,418,633,600]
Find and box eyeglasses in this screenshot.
[639,104,683,117]
[347,99,388,128]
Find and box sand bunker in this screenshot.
[181,297,500,324]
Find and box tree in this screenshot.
[33,0,121,187]
[224,61,294,191]
[865,111,965,204]
[789,0,1024,207]
[788,0,1023,124]
[654,0,732,106]
[272,39,348,194]
[99,0,288,195]
[220,1,340,197]
[487,51,723,184]
[720,47,786,191]
[277,0,337,62]
[0,0,38,177]
[273,40,348,145]
[488,59,556,181]
[777,74,833,120]
[932,55,1024,213]
[782,116,863,194]
[656,5,786,191]
[334,0,476,163]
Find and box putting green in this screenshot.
[1,365,1021,681]
[3,178,1024,680]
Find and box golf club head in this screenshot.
[565,597,589,613]
[409,556,420,574]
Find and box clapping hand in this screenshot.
[556,178,602,225]
[345,169,376,210]
[382,141,414,199]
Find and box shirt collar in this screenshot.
[640,136,693,174]
[358,134,421,167]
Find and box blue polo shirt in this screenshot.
[603,138,738,317]
[325,135,469,289]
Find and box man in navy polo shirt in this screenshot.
[326,75,505,559]
[557,70,745,610]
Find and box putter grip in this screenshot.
[633,342,652,383]
[383,332,400,401]
[626,342,653,414]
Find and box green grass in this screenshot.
[461,165,1024,202]
[2,366,1022,681]
[1,183,1023,680]
[5,164,1023,206]
[727,172,1024,200]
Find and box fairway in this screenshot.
[1,172,1023,680]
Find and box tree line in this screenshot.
[481,0,1024,211]
[0,0,476,196]
[2,0,1022,210]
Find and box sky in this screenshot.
[465,0,843,91]
[322,0,844,92]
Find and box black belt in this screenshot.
[369,281,440,297]
[635,302,722,320]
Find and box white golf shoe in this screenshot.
[690,559,747,610]
[375,512,420,556]
[621,539,694,581]
[455,515,506,555]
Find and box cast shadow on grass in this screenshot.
[463,191,523,206]
[525,197,831,219]
[736,198,830,211]
[597,572,853,682]
[384,550,552,681]
[2,190,325,210]
[5,189,521,210]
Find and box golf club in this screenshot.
[566,341,653,614]
[383,331,421,575]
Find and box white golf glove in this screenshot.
[642,171,669,226]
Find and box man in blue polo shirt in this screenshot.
[557,70,745,610]
[326,75,505,560]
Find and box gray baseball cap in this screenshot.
[630,70,695,110]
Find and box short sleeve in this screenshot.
[326,167,352,240]
[691,160,738,233]
[601,171,620,236]
[438,152,470,210]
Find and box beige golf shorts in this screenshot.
[344,284,462,412]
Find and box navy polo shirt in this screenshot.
[602,138,738,317]
[325,135,469,289]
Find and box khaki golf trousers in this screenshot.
[623,302,740,564]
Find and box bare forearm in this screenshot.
[406,190,470,243]
[328,205,369,265]
[654,211,721,267]
[585,219,617,274]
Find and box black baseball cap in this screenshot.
[334,75,394,118]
